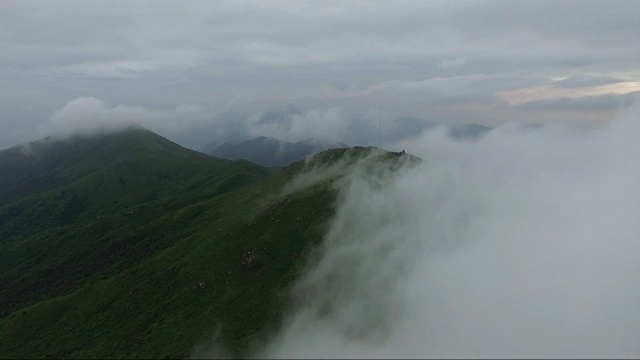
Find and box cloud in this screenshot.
[3,1,638,85]
[553,74,624,88]
[41,97,213,138]
[253,101,640,358]
[246,107,351,142]
[392,73,552,106]
[497,81,640,106]
[1,1,639,148]
[438,57,467,69]
[515,91,639,111]
[56,57,201,79]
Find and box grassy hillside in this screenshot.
[0,129,415,358]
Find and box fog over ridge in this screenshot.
[248,101,640,358]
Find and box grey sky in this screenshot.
[1,0,638,149]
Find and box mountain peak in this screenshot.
[0,126,212,205]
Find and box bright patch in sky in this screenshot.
[498,81,640,105]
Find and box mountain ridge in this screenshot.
[206,135,348,167]
[0,126,418,358]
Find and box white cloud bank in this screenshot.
[40,97,213,139]
[251,101,640,358]
[246,107,350,142]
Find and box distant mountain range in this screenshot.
[204,136,348,167]
[386,117,492,143]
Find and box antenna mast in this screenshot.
[378,106,381,148]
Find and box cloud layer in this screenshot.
[1,1,638,149]
[246,107,350,142]
[254,102,640,358]
[40,97,213,139]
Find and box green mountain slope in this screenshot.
[0,128,271,319]
[0,129,415,358]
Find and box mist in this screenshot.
[37,97,213,142]
[251,101,640,358]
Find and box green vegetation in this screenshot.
[0,128,415,358]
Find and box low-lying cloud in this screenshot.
[246,107,350,143]
[40,99,364,147]
[40,96,213,139]
[253,101,640,358]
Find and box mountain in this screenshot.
[388,117,491,143]
[200,130,249,154]
[0,127,413,358]
[206,136,348,167]
[0,127,275,357]
[448,122,493,139]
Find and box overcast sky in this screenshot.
[1,0,638,149]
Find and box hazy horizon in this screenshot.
[1,1,638,150]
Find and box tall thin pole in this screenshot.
[378,106,381,148]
